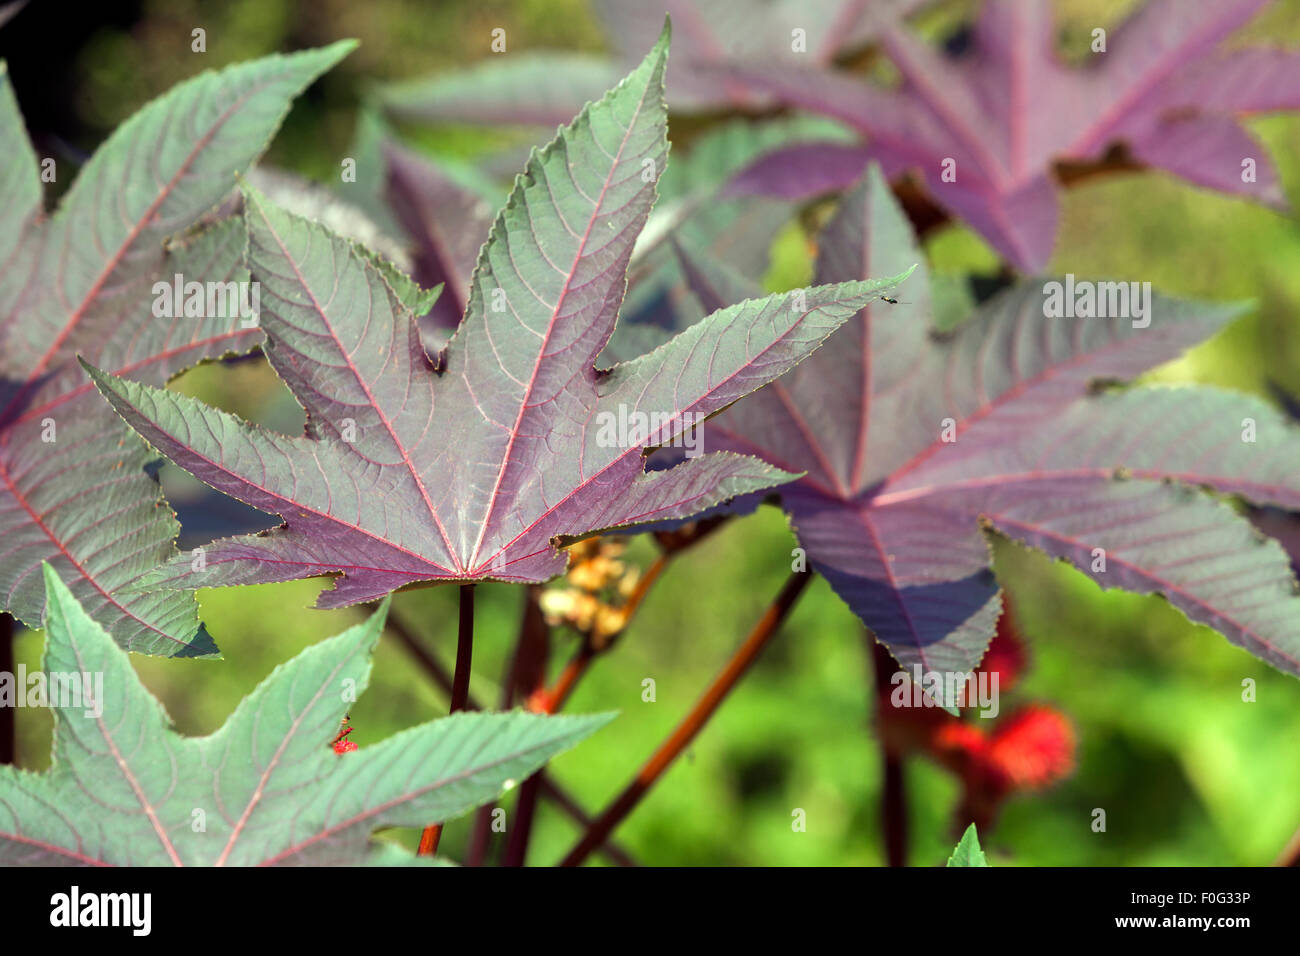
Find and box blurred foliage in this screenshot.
[7,0,1300,866]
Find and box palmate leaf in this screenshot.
[723,0,1298,270]
[0,565,610,865]
[377,0,922,125]
[382,140,497,351]
[0,44,354,657]
[688,165,1300,677]
[303,104,488,352]
[590,0,924,112]
[373,113,842,365]
[85,26,910,608]
[607,116,850,364]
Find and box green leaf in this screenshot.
[946,824,990,867]
[0,564,613,866]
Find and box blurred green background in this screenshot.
[5,0,1300,865]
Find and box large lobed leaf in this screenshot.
[0,44,354,656]
[688,164,1300,678]
[381,139,497,352]
[86,26,911,608]
[607,116,851,363]
[0,565,610,865]
[377,0,922,124]
[372,112,843,365]
[724,0,1298,270]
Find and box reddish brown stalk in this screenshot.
[623,551,669,618]
[535,777,636,866]
[871,641,907,867]
[418,584,476,856]
[559,569,813,867]
[1276,824,1300,866]
[493,586,550,867]
[507,550,679,863]
[449,584,476,712]
[533,644,594,716]
[467,585,548,866]
[502,775,544,866]
[385,597,638,865]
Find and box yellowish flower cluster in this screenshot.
[540,537,643,649]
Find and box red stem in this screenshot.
[502,775,543,866]
[534,645,593,715]
[871,641,907,867]
[384,603,637,865]
[493,585,550,866]
[418,584,476,856]
[449,583,476,712]
[505,552,673,863]
[535,777,636,866]
[558,569,812,867]
[1276,824,1300,866]
[467,586,547,866]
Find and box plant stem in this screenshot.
[499,586,553,866]
[871,641,907,867]
[0,613,14,765]
[534,643,592,715]
[621,551,669,622]
[500,547,671,863]
[558,569,812,867]
[466,586,545,866]
[383,604,636,864]
[506,549,680,863]
[502,775,543,866]
[1276,824,1300,866]
[543,522,721,714]
[449,583,476,712]
[417,584,476,856]
[535,777,636,866]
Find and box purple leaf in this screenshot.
[0,45,354,656]
[85,28,912,608]
[608,117,836,361]
[725,142,877,201]
[377,0,923,125]
[383,141,496,351]
[1124,115,1285,207]
[701,164,1300,676]
[724,0,1294,270]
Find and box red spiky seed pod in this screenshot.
[985,705,1075,790]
